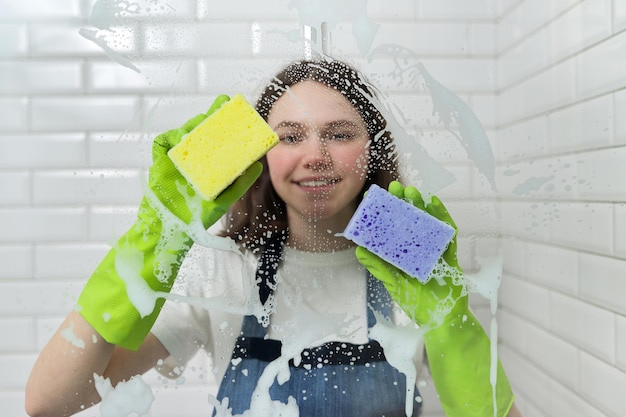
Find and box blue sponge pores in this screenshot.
[345,184,456,283]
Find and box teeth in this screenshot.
[299,180,335,187]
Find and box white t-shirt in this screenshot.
[151,242,423,382]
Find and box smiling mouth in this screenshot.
[296,178,340,187]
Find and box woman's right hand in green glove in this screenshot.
[78,95,263,350]
[147,95,262,230]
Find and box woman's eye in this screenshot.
[328,131,356,141]
[280,133,302,144]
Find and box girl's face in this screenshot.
[266,81,370,230]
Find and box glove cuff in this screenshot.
[78,205,190,351]
[77,253,167,351]
[424,311,514,417]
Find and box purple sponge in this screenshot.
[345,184,456,283]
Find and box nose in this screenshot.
[303,135,331,170]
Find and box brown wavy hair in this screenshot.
[219,58,400,251]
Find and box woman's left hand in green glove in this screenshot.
[356,181,515,417]
[355,180,467,330]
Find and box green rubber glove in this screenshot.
[356,181,514,417]
[77,95,263,351]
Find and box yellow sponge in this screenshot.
[168,94,279,201]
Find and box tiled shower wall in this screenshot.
[0,0,624,416]
[495,1,626,417]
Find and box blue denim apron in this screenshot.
[215,234,421,417]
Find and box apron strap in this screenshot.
[256,229,287,306]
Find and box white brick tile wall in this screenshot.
[449,200,499,235]
[499,201,551,242]
[418,128,474,163]
[0,391,30,417]
[0,97,29,131]
[31,97,140,131]
[33,243,108,280]
[0,172,30,205]
[0,281,82,316]
[576,147,626,201]
[496,0,580,51]
[0,245,32,279]
[88,133,151,168]
[579,253,626,316]
[615,89,626,145]
[547,202,614,255]
[550,292,615,363]
[35,317,65,351]
[468,94,496,127]
[142,22,253,57]
[197,58,287,96]
[501,238,528,277]
[0,354,35,389]
[496,0,521,16]
[0,134,87,168]
[382,93,442,126]
[498,345,554,411]
[547,95,613,154]
[519,402,549,417]
[508,0,613,84]
[1,0,82,20]
[525,324,579,391]
[0,60,83,94]
[0,318,36,351]
[368,0,416,19]
[252,22,307,57]
[468,22,496,55]
[574,0,612,48]
[617,315,626,372]
[2,1,625,416]
[497,310,531,355]
[579,351,626,416]
[525,242,578,295]
[198,0,296,20]
[497,24,550,87]
[29,24,103,56]
[496,156,578,202]
[495,8,522,54]
[500,274,551,328]
[417,57,496,92]
[32,169,142,205]
[615,0,626,32]
[0,24,28,57]
[88,206,137,241]
[496,115,548,160]
[363,22,471,56]
[615,203,626,258]
[88,61,197,93]
[0,208,87,242]
[81,25,138,55]
[141,95,226,132]
[498,58,577,124]
[549,380,612,417]
[417,0,498,20]
[578,30,626,99]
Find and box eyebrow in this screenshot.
[272,119,365,131]
[273,121,305,130]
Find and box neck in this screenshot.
[286,216,355,253]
